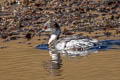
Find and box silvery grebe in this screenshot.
[39,19,98,51]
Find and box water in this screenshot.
[0,39,120,80]
[35,39,120,79]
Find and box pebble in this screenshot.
[0,0,119,40]
[27,42,32,45]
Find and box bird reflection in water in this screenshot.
[42,51,62,76]
[42,49,97,76]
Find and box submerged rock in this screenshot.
[0,46,8,49]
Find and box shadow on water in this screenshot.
[37,40,120,76]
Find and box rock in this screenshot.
[18,41,25,44]
[10,36,18,40]
[25,33,32,40]
[27,42,32,45]
[0,0,119,40]
[0,46,8,49]
[104,32,112,37]
[1,34,8,39]
[3,39,10,42]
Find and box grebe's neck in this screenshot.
[48,34,57,44]
[48,28,61,44]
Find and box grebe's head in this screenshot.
[42,19,61,33]
[41,19,61,44]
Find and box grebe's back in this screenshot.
[50,35,98,51]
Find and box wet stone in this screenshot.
[3,39,10,42]
[104,32,112,37]
[0,46,8,49]
[37,39,41,40]
[27,42,32,45]
[10,36,19,40]
[18,41,25,44]
[1,34,8,39]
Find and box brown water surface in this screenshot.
[0,36,120,80]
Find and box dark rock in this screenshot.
[3,39,10,42]
[10,36,18,40]
[25,33,32,40]
[18,41,25,44]
[0,46,8,49]
[27,42,32,45]
[104,32,112,37]
[1,34,8,39]
[37,39,41,40]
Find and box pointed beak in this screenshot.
[36,29,45,36]
[40,29,45,33]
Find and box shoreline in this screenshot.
[0,29,120,50]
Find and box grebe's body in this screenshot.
[39,19,98,51]
[50,35,98,51]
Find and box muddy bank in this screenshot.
[0,0,120,41]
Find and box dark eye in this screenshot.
[44,26,48,29]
